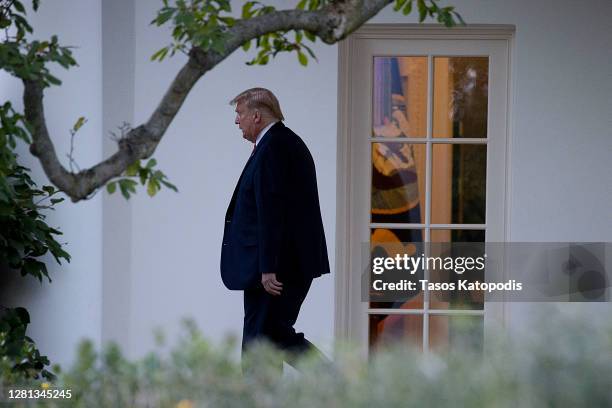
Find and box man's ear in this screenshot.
[255,110,263,123]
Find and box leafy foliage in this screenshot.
[394,0,464,26]
[43,314,612,407]
[106,158,178,200]
[151,0,236,60]
[241,1,317,67]
[245,0,465,67]
[1,1,177,201]
[0,103,70,283]
[0,307,56,382]
[0,101,30,168]
[151,0,464,68]
[0,3,69,384]
[150,0,323,67]
[0,0,76,86]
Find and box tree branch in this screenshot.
[23,0,393,202]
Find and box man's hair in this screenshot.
[229,87,285,121]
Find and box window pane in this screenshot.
[370,228,424,310]
[431,229,485,243]
[429,230,485,310]
[433,57,489,138]
[373,57,428,138]
[372,142,425,224]
[431,144,486,224]
[429,315,483,353]
[369,314,423,351]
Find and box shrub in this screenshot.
[0,101,68,383]
[17,314,610,407]
[0,307,55,383]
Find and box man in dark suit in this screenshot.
[221,88,330,371]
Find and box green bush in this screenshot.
[10,314,608,407]
[0,307,55,383]
[0,102,69,383]
[0,102,68,383]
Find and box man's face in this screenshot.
[234,102,259,143]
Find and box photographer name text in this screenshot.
[371,254,523,293]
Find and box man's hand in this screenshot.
[262,273,283,296]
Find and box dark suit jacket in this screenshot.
[221,122,330,290]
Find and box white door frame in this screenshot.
[334,24,515,350]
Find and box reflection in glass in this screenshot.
[429,230,485,310]
[431,144,486,224]
[369,314,423,351]
[429,315,483,353]
[371,143,425,224]
[433,57,489,138]
[370,229,424,310]
[431,229,485,243]
[372,57,428,138]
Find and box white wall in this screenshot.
[101,0,135,350]
[0,0,103,367]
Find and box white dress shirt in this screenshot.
[255,121,278,147]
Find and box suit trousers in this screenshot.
[242,273,318,369]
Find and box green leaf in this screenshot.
[304,31,316,42]
[417,0,427,22]
[146,158,157,169]
[119,184,130,200]
[440,13,453,27]
[72,116,86,132]
[308,0,320,11]
[146,180,158,197]
[13,0,26,13]
[453,11,466,26]
[106,181,116,194]
[23,258,47,282]
[151,47,169,62]
[402,0,413,16]
[218,16,235,26]
[297,50,308,66]
[211,38,225,54]
[394,0,408,12]
[151,170,163,180]
[14,307,31,325]
[42,186,56,195]
[137,168,147,185]
[122,179,137,191]
[153,8,175,26]
[160,179,178,192]
[296,0,308,10]
[217,0,232,13]
[45,74,62,86]
[242,2,256,19]
[301,43,317,60]
[242,40,251,51]
[428,0,439,17]
[126,161,140,177]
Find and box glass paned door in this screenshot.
[343,34,509,354]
